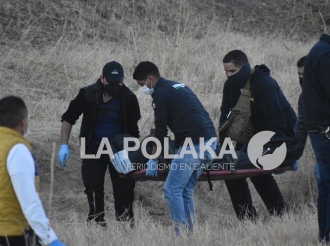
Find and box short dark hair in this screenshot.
[223,50,248,68]
[297,56,306,68]
[0,96,28,128]
[132,61,161,80]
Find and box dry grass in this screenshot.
[0,0,324,245]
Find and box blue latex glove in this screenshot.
[146,159,159,177]
[58,144,70,167]
[50,239,67,246]
[291,160,298,171]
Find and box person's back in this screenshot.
[0,127,33,239]
[0,96,65,246]
[294,56,309,150]
[303,34,330,126]
[302,33,330,243]
[249,65,296,137]
[152,78,215,147]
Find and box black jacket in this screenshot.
[61,79,141,144]
[152,77,216,148]
[295,93,308,136]
[302,33,330,126]
[219,65,297,143]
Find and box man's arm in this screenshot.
[219,81,231,145]
[60,121,72,144]
[61,88,87,127]
[7,144,58,245]
[295,93,308,134]
[255,81,288,138]
[318,53,330,99]
[152,94,168,159]
[125,94,141,138]
[58,88,87,166]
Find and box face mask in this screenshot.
[24,127,30,138]
[227,62,251,88]
[140,78,154,95]
[299,77,303,87]
[104,83,122,97]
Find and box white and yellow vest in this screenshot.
[0,127,39,236]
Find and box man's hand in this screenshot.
[57,144,70,167]
[146,159,159,177]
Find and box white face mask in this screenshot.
[24,127,30,138]
[140,78,154,95]
[22,118,30,138]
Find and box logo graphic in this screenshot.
[247,131,287,170]
[172,83,185,89]
[111,69,118,74]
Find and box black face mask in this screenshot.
[227,62,251,88]
[104,83,122,97]
[299,77,303,87]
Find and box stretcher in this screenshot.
[119,164,295,181]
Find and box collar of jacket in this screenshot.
[250,64,270,82]
[320,33,330,44]
[0,127,32,151]
[153,77,165,91]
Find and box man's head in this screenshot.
[223,50,249,77]
[133,61,161,92]
[297,56,306,86]
[0,96,28,136]
[100,61,124,96]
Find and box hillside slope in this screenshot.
[1,0,329,48]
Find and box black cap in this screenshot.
[102,61,124,83]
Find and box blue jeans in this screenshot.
[309,132,330,242]
[163,139,216,235]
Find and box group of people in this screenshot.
[0,33,329,245]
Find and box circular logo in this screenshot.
[247,131,287,170]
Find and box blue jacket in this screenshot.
[152,77,216,148]
[219,65,297,143]
[302,33,330,126]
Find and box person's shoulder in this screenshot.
[10,143,31,153]
[80,80,102,96]
[7,143,33,168]
[120,83,135,97]
[252,65,277,85]
[154,78,172,92]
[153,90,165,101]
[252,66,279,96]
[223,79,230,89]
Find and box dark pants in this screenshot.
[0,229,40,246]
[0,236,26,246]
[82,145,135,222]
[309,132,330,243]
[225,174,286,220]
